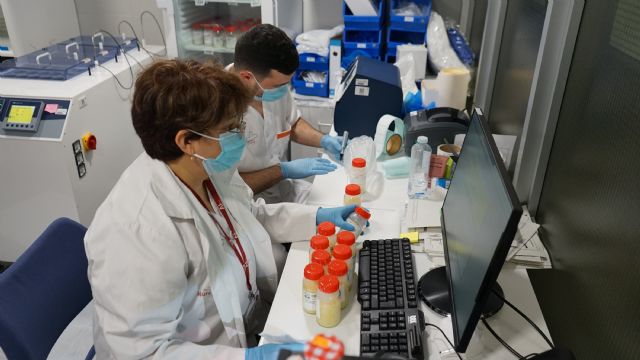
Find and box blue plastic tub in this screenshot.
[292,70,329,97]
[298,53,329,71]
[386,28,427,50]
[343,29,383,50]
[343,0,386,30]
[388,0,432,32]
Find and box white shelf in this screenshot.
[183,44,235,54]
[194,0,261,7]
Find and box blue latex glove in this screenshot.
[245,343,304,360]
[320,134,344,160]
[316,204,357,231]
[280,158,337,179]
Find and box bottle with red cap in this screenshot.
[346,206,371,239]
[192,23,204,45]
[225,25,238,49]
[303,263,324,314]
[336,231,356,259]
[343,183,362,206]
[309,235,330,261]
[328,260,349,309]
[332,244,354,284]
[316,275,341,327]
[350,157,367,194]
[311,249,331,273]
[317,221,337,249]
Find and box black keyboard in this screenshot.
[358,239,425,359]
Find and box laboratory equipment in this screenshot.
[311,250,331,273]
[403,107,469,156]
[334,56,403,139]
[346,207,370,239]
[303,263,324,314]
[309,235,330,260]
[358,238,424,358]
[0,45,164,262]
[417,108,522,352]
[316,275,341,328]
[336,231,356,259]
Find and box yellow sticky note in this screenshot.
[400,231,420,243]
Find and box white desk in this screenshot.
[261,163,553,359]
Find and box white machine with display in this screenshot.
[0,45,164,262]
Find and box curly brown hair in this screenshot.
[131,59,251,161]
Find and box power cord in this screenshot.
[140,10,168,57]
[424,323,463,360]
[97,29,134,90]
[481,318,523,359]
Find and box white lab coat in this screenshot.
[85,153,317,359]
[230,65,311,204]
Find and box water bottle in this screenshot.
[409,136,431,199]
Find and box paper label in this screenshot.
[305,83,314,88]
[195,0,205,5]
[306,56,315,62]
[355,78,369,86]
[303,291,317,313]
[355,86,370,96]
[357,43,366,49]
[404,16,414,22]
[55,108,68,116]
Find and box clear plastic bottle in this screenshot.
[192,23,204,45]
[203,24,214,47]
[225,25,238,49]
[328,260,349,309]
[212,24,225,48]
[303,263,324,314]
[409,136,431,199]
[316,275,341,328]
[336,231,356,259]
[332,244,354,285]
[343,184,362,206]
[317,221,337,249]
[346,206,371,239]
[309,234,330,261]
[311,249,331,273]
[350,158,367,193]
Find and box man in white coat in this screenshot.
[230,24,345,204]
[84,59,357,359]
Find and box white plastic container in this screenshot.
[409,136,431,199]
[192,23,204,45]
[309,234,330,261]
[317,221,337,249]
[346,206,371,239]
[343,184,362,206]
[316,275,341,328]
[336,231,356,259]
[302,263,324,314]
[328,260,349,309]
[332,244,354,285]
[350,158,367,193]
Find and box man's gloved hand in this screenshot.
[245,343,304,360]
[280,158,337,179]
[316,204,357,231]
[321,134,344,160]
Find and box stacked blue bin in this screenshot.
[385,0,431,62]
[342,0,386,64]
[292,52,330,97]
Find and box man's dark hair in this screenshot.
[234,24,299,78]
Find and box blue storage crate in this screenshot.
[384,53,396,63]
[342,48,381,68]
[388,0,432,32]
[343,29,383,50]
[292,70,329,97]
[298,53,329,71]
[343,0,386,30]
[386,28,426,50]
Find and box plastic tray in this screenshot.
[298,53,329,71]
[388,0,432,32]
[343,0,386,30]
[292,70,329,97]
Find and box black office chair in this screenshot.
[0,218,95,360]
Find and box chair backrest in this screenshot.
[0,218,93,360]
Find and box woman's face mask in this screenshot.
[189,129,246,176]
[251,73,289,102]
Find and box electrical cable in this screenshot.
[424,323,463,360]
[140,10,168,57]
[98,29,134,90]
[481,318,524,359]
[118,19,155,60]
[491,288,555,348]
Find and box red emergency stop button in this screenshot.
[82,132,97,151]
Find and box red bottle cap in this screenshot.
[311,250,331,266]
[317,221,336,236]
[345,184,361,196]
[352,158,366,168]
[318,275,339,293]
[328,260,348,276]
[310,235,330,250]
[337,231,356,246]
[332,244,352,260]
[355,207,371,220]
[304,263,324,280]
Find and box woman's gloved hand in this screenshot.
[245,343,304,360]
[316,205,357,231]
[280,158,337,179]
[320,135,344,160]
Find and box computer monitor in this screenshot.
[417,107,523,352]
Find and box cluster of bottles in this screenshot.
[191,18,260,50]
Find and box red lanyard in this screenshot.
[177,176,252,293]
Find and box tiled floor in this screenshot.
[0,302,94,360]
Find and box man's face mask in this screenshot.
[251,73,289,102]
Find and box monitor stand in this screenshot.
[417,266,504,317]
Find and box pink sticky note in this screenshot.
[44,103,59,114]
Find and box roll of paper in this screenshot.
[421,67,470,110]
[374,115,405,159]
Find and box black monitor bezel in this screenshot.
[440,107,523,352]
